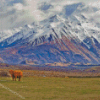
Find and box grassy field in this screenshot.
[0,76,100,100]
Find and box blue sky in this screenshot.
[0,0,99,31]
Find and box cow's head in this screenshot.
[9,70,14,75]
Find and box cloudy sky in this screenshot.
[0,0,99,31]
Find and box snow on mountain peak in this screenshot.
[0,2,100,47]
[50,22,60,28]
[1,1,100,65]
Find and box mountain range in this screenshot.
[0,2,100,67]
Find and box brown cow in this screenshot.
[9,70,23,81]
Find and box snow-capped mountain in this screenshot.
[0,2,100,65]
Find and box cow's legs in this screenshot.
[15,76,17,81]
[19,76,21,81]
[11,75,14,81]
[12,77,14,81]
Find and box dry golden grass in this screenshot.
[1,69,100,78]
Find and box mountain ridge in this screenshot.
[0,2,100,66]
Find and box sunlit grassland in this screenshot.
[0,77,100,100]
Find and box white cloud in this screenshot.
[0,0,99,31]
[88,1,100,8]
[0,0,45,30]
[13,3,24,11]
